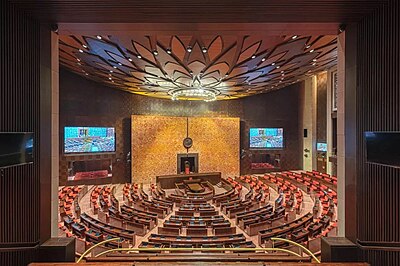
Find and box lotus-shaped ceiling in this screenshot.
[59,34,337,100]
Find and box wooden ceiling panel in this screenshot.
[59,34,337,100]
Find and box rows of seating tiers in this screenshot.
[66,185,134,242]
[228,177,287,236]
[58,186,81,218]
[256,174,303,213]
[279,171,337,215]
[139,182,257,252]
[80,212,135,245]
[89,186,110,214]
[59,170,337,257]
[257,172,337,246]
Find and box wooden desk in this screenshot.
[157,172,221,189]
[186,183,205,193]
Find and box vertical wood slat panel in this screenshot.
[356,0,400,264]
[0,0,41,265]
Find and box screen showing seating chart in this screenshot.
[317,142,328,152]
[249,128,284,149]
[64,127,115,153]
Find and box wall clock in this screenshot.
[183,137,193,149]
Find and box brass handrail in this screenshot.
[90,247,304,260]
[271,237,321,263]
[76,237,120,263]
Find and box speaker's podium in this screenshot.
[321,237,358,262]
[156,172,221,189]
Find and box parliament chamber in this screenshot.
[1,0,400,265]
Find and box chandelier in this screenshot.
[169,87,218,102]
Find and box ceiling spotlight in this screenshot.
[202,47,207,53]
[189,71,193,75]
[187,46,192,53]
[118,62,122,66]
[225,74,229,77]
[137,55,142,59]
[280,70,284,73]
[312,62,317,66]
[261,58,266,62]
[109,70,113,73]
[271,62,276,66]
[77,62,81,65]
[128,58,133,62]
[113,66,117,69]
[310,49,315,53]
[166,49,172,54]
[112,80,114,83]
[292,35,298,39]
[85,73,89,76]
[96,35,102,40]
[78,49,83,53]
[306,45,311,49]
[76,58,81,61]
[313,59,317,62]
[82,44,87,48]
[108,77,112,80]
[276,65,280,69]
[281,73,285,76]
[251,55,256,59]
[153,50,158,56]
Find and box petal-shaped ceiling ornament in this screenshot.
[59,34,337,101]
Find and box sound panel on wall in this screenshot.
[0,1,42,265]
[354,0,400,264]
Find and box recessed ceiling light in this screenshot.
[166,49,172,54]
[137,55,142,59]
[312,62,317,66]
[108,77,112,80]
[310,49,314,53]
[225,74,229,77]
[76,58,80,61]
[128,58,133,62]
[251,55,256,59]
[281,73,285,76]
[112,80,114,83]
[85,73,89,76]
[271,62,275,66]
[77,62,81,65]
[118,62,122,66]
[292,35,298,39]
[189,71,193,75]
[113,66,117,69]
[153,50,158,56]
[96,35,102,40]
[313,59,317,62]
[82,44,87,48]
[78,49,83,53]
[306,45,311,49]
[280,70,284,73]
[202,47,207,53]
[276,66,280,69]
[109,70,113,73]
[261,58,266,62]
[187,46,192,53]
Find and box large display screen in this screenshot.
[365,131,400,168]
[64,127,115,154]
[0,133,34,168]
[317,142,328,152]
[249,128,284,149]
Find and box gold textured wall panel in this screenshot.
[131,115,240,184]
